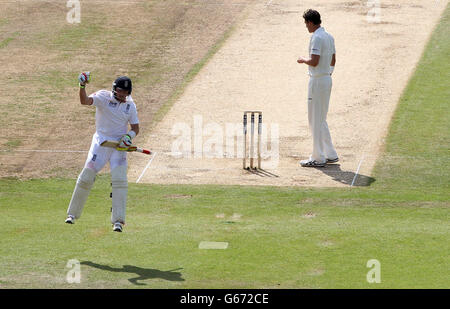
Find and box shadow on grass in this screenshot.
[318,164,376,187]
[81,261,185,286]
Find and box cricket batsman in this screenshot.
[65,72,140,232]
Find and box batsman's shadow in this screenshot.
[318,164,376,186]
[81,261,185,286]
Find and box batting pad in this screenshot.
[111,165,128,224]
[67,167,96,219]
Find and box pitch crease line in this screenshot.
[0,149,87,153]
[351,154,365,187]
[136,151,157,183]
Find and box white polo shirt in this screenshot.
[88,90,139,141]
[308,27,335,77]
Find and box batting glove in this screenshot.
[118,134,132,149]
[78,72,91,88]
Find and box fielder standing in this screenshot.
[65,72,139,232]
[297,9,339,167]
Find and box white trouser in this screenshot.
[67,167,96,219]
[67,134,128,221]
[84,134,127,173]
[111,165,128,224]
[307,75,338,163]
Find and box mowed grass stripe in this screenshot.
[372,4,450,195]
[0,5,449,289]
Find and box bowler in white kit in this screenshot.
[297,9,339,167]
[65,72,140,232]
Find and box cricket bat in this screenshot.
[100,140,152,155]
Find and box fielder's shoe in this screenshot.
[300,159,326,167]
[113,222,123,233]
[65,215,75,224]
[326,157,339,164]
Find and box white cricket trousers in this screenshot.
[67,134,128,224]
[307,75,338,163]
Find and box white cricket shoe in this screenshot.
[326,157,339,164]
[113,222,123,232]
[65,215,75,224]
[300,159,326,167]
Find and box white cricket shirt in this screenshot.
[88,90,139,141]
[308,27,336,77]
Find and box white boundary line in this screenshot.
[0,149,87,153]
[351,154,365,187]
[136,151,157,183]
[266,0,274,7]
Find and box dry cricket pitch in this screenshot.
[129,0,447,187]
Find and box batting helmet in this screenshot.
[112,76,132,100]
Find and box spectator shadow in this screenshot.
[81,261,185,286]
[317,164,376,186]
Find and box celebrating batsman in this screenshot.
[297,9,339,167]
[65,72,140,232]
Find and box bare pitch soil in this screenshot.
[0,0,252,178]
[128,0,448,187]
[1,0,447,187]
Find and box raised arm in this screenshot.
[79,87,93,106]
[78,72,93,105]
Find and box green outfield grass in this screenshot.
[0,6,449,289]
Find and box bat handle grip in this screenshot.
[137,148,152,155]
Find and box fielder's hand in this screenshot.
[118,134,132,149]
[297,57,307,64]
[78,72,91,88]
